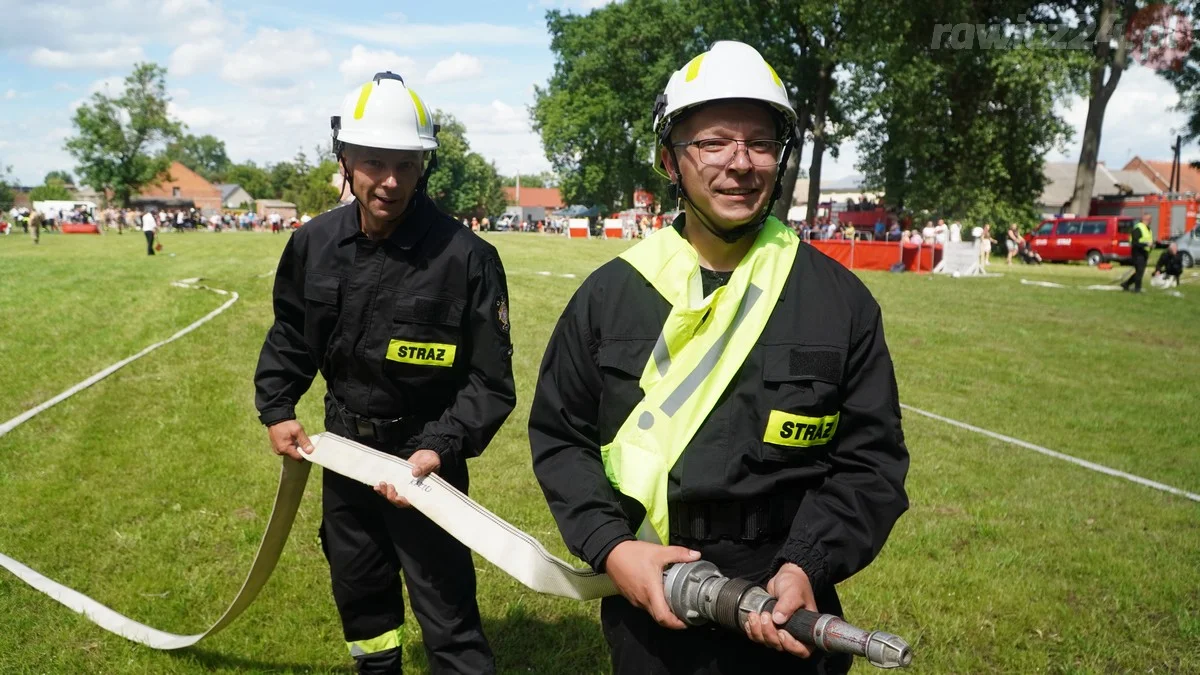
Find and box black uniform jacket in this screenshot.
[529,228,909,597]
[1156,250,1184,276]
[254,196,516,466]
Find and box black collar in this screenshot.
[336,195,434,250]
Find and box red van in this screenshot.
[1026,216,1135,265]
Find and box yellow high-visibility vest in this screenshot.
[601,216,799,544]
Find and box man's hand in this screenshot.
[374,449,441,508]
[267,420,314,462]
[604,540,700,630]
[744,562,816,657]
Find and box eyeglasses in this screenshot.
[673,138,785,168]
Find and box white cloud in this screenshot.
[327,22,544,49]
[538,0,615,10]
[339,45,417,84]
[168,102,229,128]
[29,45,145,69]
[170,39,226,77]
[454,100,531,135]
[448,100,550,175]
[221,28,331,88]
[4,89,16,100]
[3,0,231,50]
[425,53,484,84]
[88,76,126,96]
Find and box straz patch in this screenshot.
[763,411,840,448]
[495,295,510,334]
[385,340,456,367]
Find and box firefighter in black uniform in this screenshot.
[529,42,908,674]
[254,72,515,674]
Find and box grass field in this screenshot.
[1,228,1197,674]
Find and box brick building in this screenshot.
[1122,156,1200,194]
[135,162,222,213]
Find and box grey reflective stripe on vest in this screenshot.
[659,284,763,418]
[652,333,672,376]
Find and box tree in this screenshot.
[29,178,74,202]
[166,133,231,182]
[1154,4,1200,143]
[65,62,182,207]
[224,162,275,201]
[532,0,833,211]
[426,112,507,217]
[0,164,15,211]
[44,170,74,185]
[848,0,1081,225]
[1065,0,1140,216]
[533,0,698,209]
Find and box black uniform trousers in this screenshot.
[600,533,853,675]
[1123,249,1148,291]
[320,417,494,675]
[144,230,155,255]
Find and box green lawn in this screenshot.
[0,229,1196,674]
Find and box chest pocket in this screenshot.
[596,339,654,442]
[385,295,464,373]
[761,344,844,452]
[303,273,343,363]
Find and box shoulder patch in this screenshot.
[495,295,510,334]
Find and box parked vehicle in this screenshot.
[1169,228,1199,268]
[1025,216,1136,265]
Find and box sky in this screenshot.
[0,0,1196,192]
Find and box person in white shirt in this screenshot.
[142,209,158,256]
[921,220,935,243]
[949,221,962,242]
[933,218,949,244]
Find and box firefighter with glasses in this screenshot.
[529,41,909,674]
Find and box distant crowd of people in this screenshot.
[4,205,313,237]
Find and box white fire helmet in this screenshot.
[332,71,438,152]
[651,41,796,174]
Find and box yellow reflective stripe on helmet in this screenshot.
[765,62,782,88]
[347,628,401,657]
[408,88,428,127]
[764,410,839,447]
[353,82,373,120]
[684,54,705,82]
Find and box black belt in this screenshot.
[329,394,414,444]
[669,497,801,543]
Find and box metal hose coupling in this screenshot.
[663,560,913,669]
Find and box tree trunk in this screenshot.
[1067,0,1133,216]
[805,63,834,226]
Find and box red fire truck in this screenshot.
[1090,194,1197,244]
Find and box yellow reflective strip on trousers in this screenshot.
[764,410,839,447]
[386,340,456,367]
[353,82,373,120]
[347,627,401,657]
[602,218,798,544]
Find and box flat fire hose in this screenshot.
[0,432,615,649]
